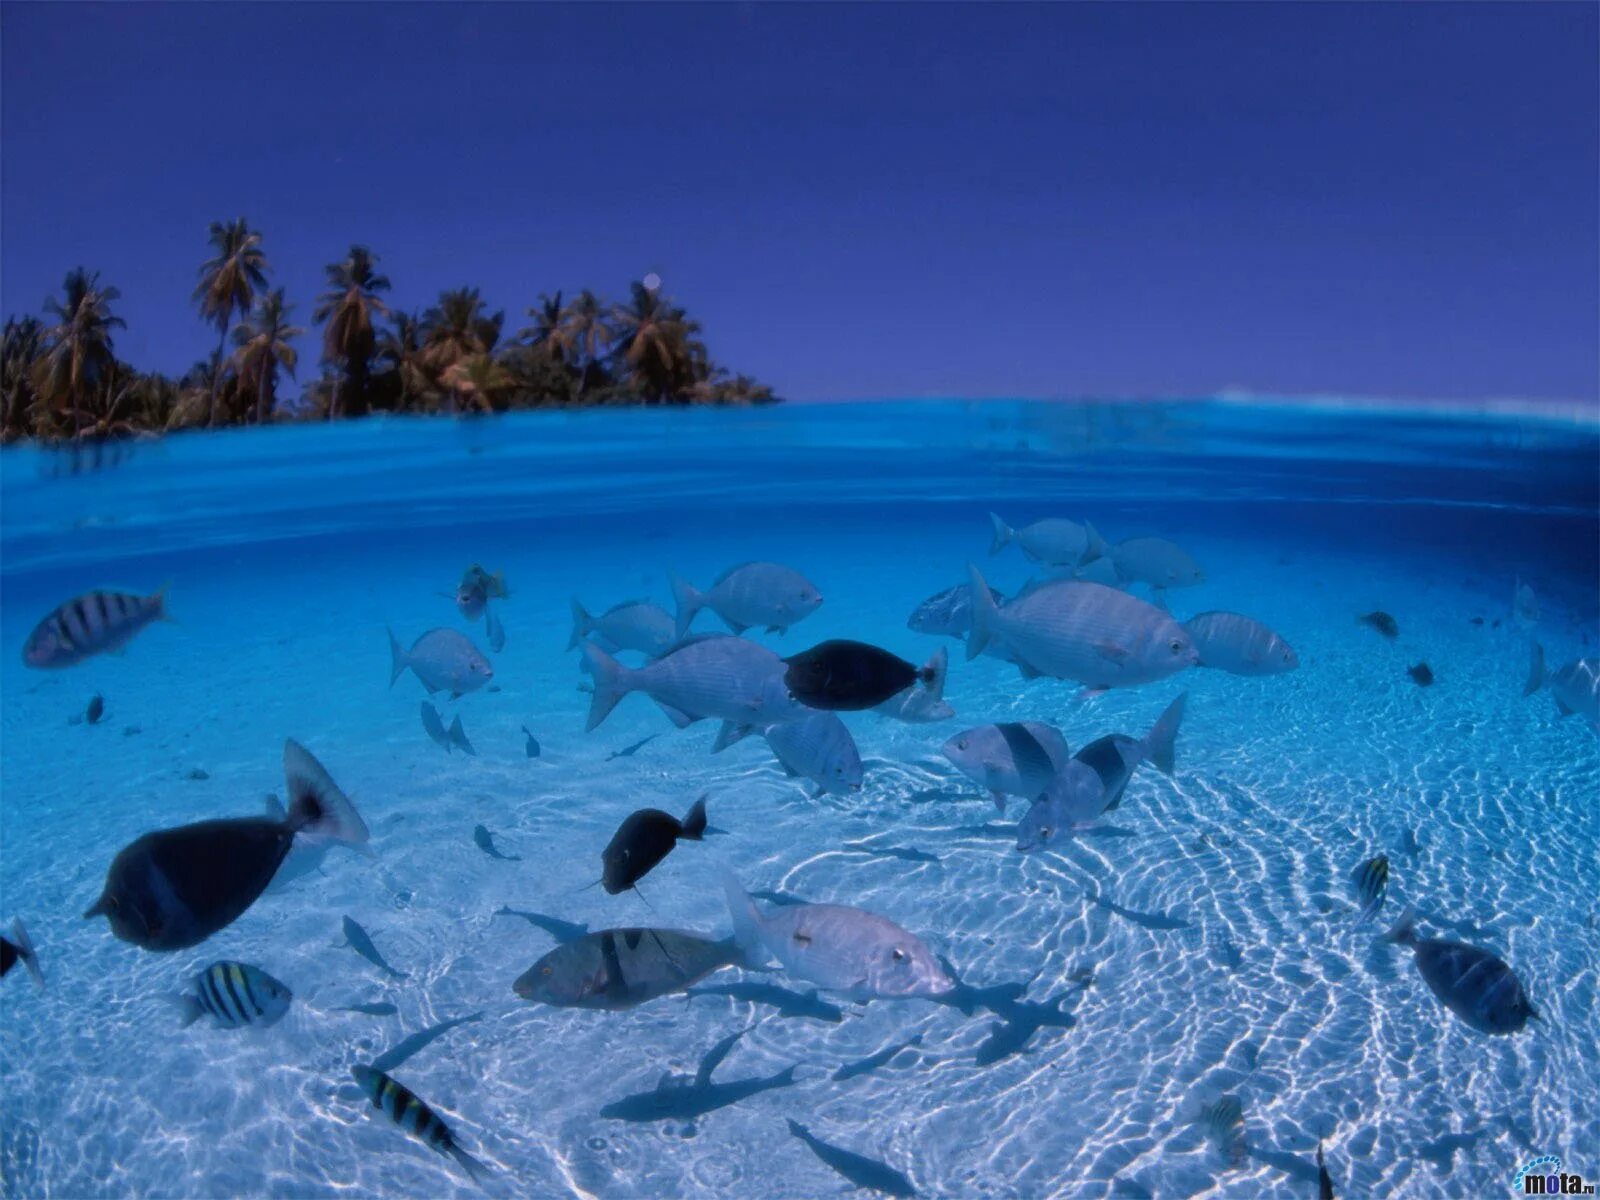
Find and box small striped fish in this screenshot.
[1200,1093,1248,1167]
[351,1065,489,1182]
[176,961,292,1028]
[22,588,167,669]
[1350,855,1390,922]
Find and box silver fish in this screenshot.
[942,720,1072,811]
[670,562,823,639]
[1350,855,1389,922]
[907,582,1005,639]
[723,874,953,1000]
[23,587,168,668]
[175,961,291,1028]
[1184,611,1298,675]
[966,566,1198,690]
[387,628,492,698]
[989,513,1107,566]
[581,635,807,732]
[567,598,676,655]
[1523,645,1599,729]
[1109,537,1205,591]
[1384,908,1537,1034]
[763,712,863,795]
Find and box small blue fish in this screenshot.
[520,725,541,758]
[341,916,408,979]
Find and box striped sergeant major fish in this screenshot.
[23,587,169,669]
[175,961,292,1028]
[351,1065,490,1183]
[1350,855,1389,923]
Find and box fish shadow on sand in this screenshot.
[371,1012,485,1073]
[686,981,845,1023]
[1082,886,1191,931]
[840,840,941,864]
[495,907,589,944]
[598,1026,799,1123]
[932,957,1083,1065]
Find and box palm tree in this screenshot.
[520,292,576,366]
[32,268,126,437]
[194,219,269,426]
[2,316,44,441]
[421,288,502,411]
[440,353,513,413]
[375,311,433,411]
[232,289,303,424]
[313,246,390,419]
[609,281,706,403]
[561,288,610,400]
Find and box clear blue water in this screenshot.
[1,399,1596,1199]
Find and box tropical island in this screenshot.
[1,219,778,444]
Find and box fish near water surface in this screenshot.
[763,712,863,795]
[351,1064,491,1183]
[1383,907,1536,1034]
[723,874,953,1000]
[1523,645,1599,729]
[784,640,947,711]
[175,961,292,1028]
[388,628,492,698]
[85,741,369,951]
[581,636,806,732]
[671,562,823,638]
[1183,611,1298,675]
[513,927,741,1010]
[23,587,169,669]
[965,566,1197,690]
[942,720,1072,811]
[601,797,708,893]
[568,598,676,655]
[989,513,1107,567]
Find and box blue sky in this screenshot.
[2,2,1596,403]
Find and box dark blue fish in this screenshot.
[1384,908,1536,1034]
[473,825,520,861]
[342,916,408,980]
[371,1012,485,1073]
[786,1120,916,1197]
[599,1027,798,1121]
[687,981,844,1023]
[495,907,588,944]
[832,1033,923,1081]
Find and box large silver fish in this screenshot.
[670,562,823,639]
[512,927,741,1010]
[567,598,676,655]
[942,720,1072,811]
[762,712,863,795]
[23,587,169,668]
[1184,611,1298,675]
[1523,645,1599,730]
[1109,537,1204,592]
[966,566,1198,690]
[1384,908,1537,1034]
[989,513,1107,566]
[581,635,807,732]
[387,628,493,698]
[723,874,953,1000]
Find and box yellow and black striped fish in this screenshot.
[1350,854,1389,923]
[22,588,168,669]
[178,961,292,1028]
[351,1065,489,1182]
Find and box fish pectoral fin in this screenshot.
[1094,641,1131,663]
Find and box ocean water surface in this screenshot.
[1,399,1597,1199]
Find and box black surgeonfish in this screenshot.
[784,639,946,711]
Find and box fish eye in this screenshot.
[891,948,907,963]
[1169,639,1183,654]
[956,737,968,750]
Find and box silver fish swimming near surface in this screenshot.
[1198,1093,1248,1168]
[1383,907,1537,1034]
[1184,611,1298,675]
[907,581,1005,639]
[568,598,677,656]
[513,926,741,1010]
[174,961,292,1028]
[942,720,1072,811]
[723,873,954,1000]
[670,562,823,638]
[388,628,493,698]
[762,711,864,795]
[1523,645,1599,730]
[1350,854,1389,922]
[1016,693,1185,850]
[351,1064,491,1183]
[23,587,169,669]
[580,635,807,732]
[966,566,1198,691]
[1109,537,1205,595]
[989,513,1107,566]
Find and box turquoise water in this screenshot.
[1,399,1597,1198]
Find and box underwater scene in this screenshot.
[1,398,1596,1198]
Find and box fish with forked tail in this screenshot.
[601,797,708,893]
[387,627,492,698]
[670,562,823,638]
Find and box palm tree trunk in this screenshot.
[256,357,270,424]
[208,321,228,427]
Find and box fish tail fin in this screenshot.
[567,597,591,651]
[579,641,634,731]
[772,1064,798,1087]
[167,991,204,1027]
[448,715,475,756]
[448,1144,492,1187]
[988,512,1013,556]
[670,571,703,641]
[680,796,708,840]
[1522,643,1545,696]
[1081,520,1108,565]
[283,739,370,847]
[386,627,407,687]
[491,571,508,598]
[152,581,177,624]
[921,645,949,702]
[711,720,753,753]
[1382,905,1419,946]
[10,919,43,989]
[1143,692,1187,775]
[721,871,765,963]
[966,563,999,660]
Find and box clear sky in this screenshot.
[3,2,1596,403]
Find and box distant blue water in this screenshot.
[1,399,1596,1198]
